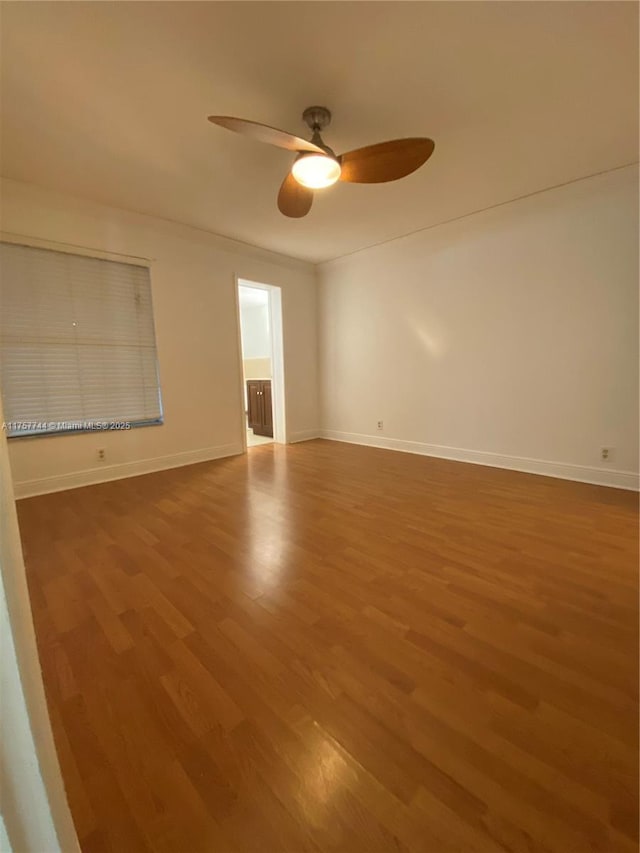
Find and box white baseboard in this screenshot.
[288,429,321,444]
[320,430,640,491]
[14,443,243,499]
[14,432,639,497]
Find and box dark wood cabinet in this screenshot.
[246,379,273,437]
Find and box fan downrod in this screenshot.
[302,106,332,132]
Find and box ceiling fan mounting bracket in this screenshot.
[302,106,332,132]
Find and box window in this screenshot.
[0,242,163,437]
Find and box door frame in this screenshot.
[234,276,287,448]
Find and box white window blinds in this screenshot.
[0,242,163,437]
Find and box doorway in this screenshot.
[236,279,286,448]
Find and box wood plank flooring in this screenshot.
[17,440,639,853]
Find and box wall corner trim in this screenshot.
[288,430,321,444]
[13,443,243,499]
[319,430,640,491]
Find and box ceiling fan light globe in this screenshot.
[291,154,341,189]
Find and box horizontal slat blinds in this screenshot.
[0,242,163,437]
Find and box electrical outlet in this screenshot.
[377,420,383,431]
[601,447,613,462]
[98,448,105,461]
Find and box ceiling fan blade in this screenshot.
[277,173,313,218]
[339,138,435,183]
[208,116,325,154]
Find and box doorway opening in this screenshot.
[236,279,286,448]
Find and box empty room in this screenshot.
[0,2,638,852]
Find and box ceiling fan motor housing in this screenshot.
[301,106,338,157]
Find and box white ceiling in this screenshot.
[1,2,637,264]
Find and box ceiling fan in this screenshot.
[207,106,435,218]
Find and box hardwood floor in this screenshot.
[18,440,639,853]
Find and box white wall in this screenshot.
[318,166,639,490]
[0,395,79,852]
[0,179,319,497]
[239,287,271,359]
[243,358,272,380]
[239,287,272,390]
